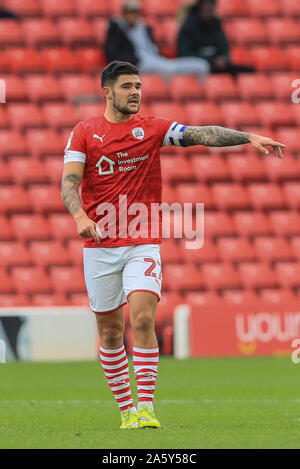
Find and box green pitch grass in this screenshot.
[0,357,300,449]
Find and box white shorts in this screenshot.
[83,244,162,314]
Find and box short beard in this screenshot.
[112,93,139,115]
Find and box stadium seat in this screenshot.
[238,262,278,289]
[293,104,300,126]
[50,267,86,294]
[43,103,77,129]
[143,0,178,16]
[260,288,298,306]
[49,214,78,240]
[286,47,300,71]
[228,155,265,182]
[217,238,256,262]
[275,262,300,288]
[22,19,60,46]
[217,0,249,17]
[221,102,258,127]
[161,155,193,183]
[234,212,272,236]
[181,238,220,263]
[223,289,261,308]
[0,160,11,183]
[11,215,51,241]
[149,103,183,122]
[0,268,14,293]
[75,103,106,121]
[248,183,285,210]
[192,155,230,182]
[231,46,255,66]
[0,186,31,213]
[276,128,300,153]
[1,75,27,101]
[91,18,109,44]
[265,19,300,45]
[160,239,183,263]
[254,236,294,262]
[290,237,300,261]
[44,157,64,184]
[140,75,169,101]
[281,0,300,16]
[202,263,242,290]
[0,294,32,307]
[0,20,23,46]
[176,184,215,208]
[0,242,31,267]
[70,293,89,307]
[11,267,52,294]
[283,183,300,208]
[59,75,99,101]
[75,0,111,16]
[251,47,287,71]
[204,212,236,237]
[5,0,41,16]
[169,76,203,101]
[8,104,46,130]
[0,130,28,156]
[264,156,298,182]
[65,239,84,267]
[29,241,70,266]
[185,291,223,309]
[24,74,63,102]
[0,216,13,241]
[41,48,79,73]
[40,0,76,17]
[8,157,48,184]
[32,294,69,306]
[225,19,267,45]
[163,263,205,291]
[5,48,42,73]
[28,185,66,213]
[212,184,251,210]
[77,48,106,72]
[246,0,281,16]
[203,75,238,101]
[270,212,300,236]
[57,18,94,45]
[255,102,295,127]
[26,129,64,157]
[185,103,224,126]
[237,74,273,101]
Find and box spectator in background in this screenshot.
[104,1,210,81]
[0,1,18,18]
[178,0,254,76]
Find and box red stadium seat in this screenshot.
[5,48,42,73]
[265,19,300,45]
[248,183,285,210]
[29,241,70,266]
[159,18,180,48]
[221,102,259,127]
[270,211,300,236]
[286,47,300,71]
[0,268,14,293]
[57,18,94,45]
[43,103,77,129]
[275,262,300,288]
[281,0,300,16]
[77,48,106,72]
[50,267,86,294]
[293,103,300,126]
[233,212,272,236]
[24,74,63,102]
[40,0,76,17]
[28,185,65,213]
[185,102,224,126]
[255,102,295,127]
[237,74,273,101]
[169,76,204,101]
[202,263,242,290]
[203,75,238,101]
[254,236,294,262]
[228,155,265,182]
[251,47,287,71]
[11,267,52,294]
[26,129,64,158]
[204,212,236,237]
[32,294,69,306]
[8,104,46,130]
[0,242,31,267]
[223,290,261,308]
[8,157,48,185]
[0,107,8,128]
[246,0,281,16]
[225,19,267,45]
[0,130,28,156]
[11,215,51,241]
[59,75,99,101]
[264,156,299,182]
[163,263,205,291]
[0,216,13,241]
[0,20,23,46]
[140,75,169,101]
[143,0,178,16]
[44,157,64,184]
[22,19,60,46]
[66,239,84,266]
[260,288,298,306]
[41,48,79,73]
[212,184,251,210]
[91,19,110,44]
[276,128,300,153]
[231,46,255,66]
[283,183,300,209]
[149,103,183,122]
[238,262,278,289]
[0,160,11,182]
[75,103,106,121]
[291,237,300,261]
[161,155,193,183]
[192,155,230,182]
[185,291,223,309]
[75,0,110,17]
[181,238,220,263]
[217,238,256,262]
[4,0,41,16]
[1,75,27,101]
[0,186,31,214]
[176,184,214,208]
[0,294,32,307]
[49,214,78,240]
[69,293,89,306]
[160,239,182,263]
[217,0,249,17]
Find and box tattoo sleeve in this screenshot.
[182,126,251,147]
[61,173,83,217]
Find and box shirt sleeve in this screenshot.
[64,122,87,164]
[162,121,187,147]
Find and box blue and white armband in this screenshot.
[162,122,187,147]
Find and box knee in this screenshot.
[131,310,155,335]
[100,323,124,349]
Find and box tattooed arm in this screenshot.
[61,162,100,243]
[180,126,285,158]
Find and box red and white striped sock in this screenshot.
[99,345,136,414]
[133,347,159,411]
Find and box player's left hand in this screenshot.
[249,134,286,158]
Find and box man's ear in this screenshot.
[102,86,112,101]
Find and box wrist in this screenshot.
[73,209,88,221]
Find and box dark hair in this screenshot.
[101,61,140,88]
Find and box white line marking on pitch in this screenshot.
[0,399,300,405]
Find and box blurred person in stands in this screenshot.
[0,1,18,18]
[178,0,254,75]
[104,0,210,81]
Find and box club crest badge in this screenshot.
[132,127,145,140]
